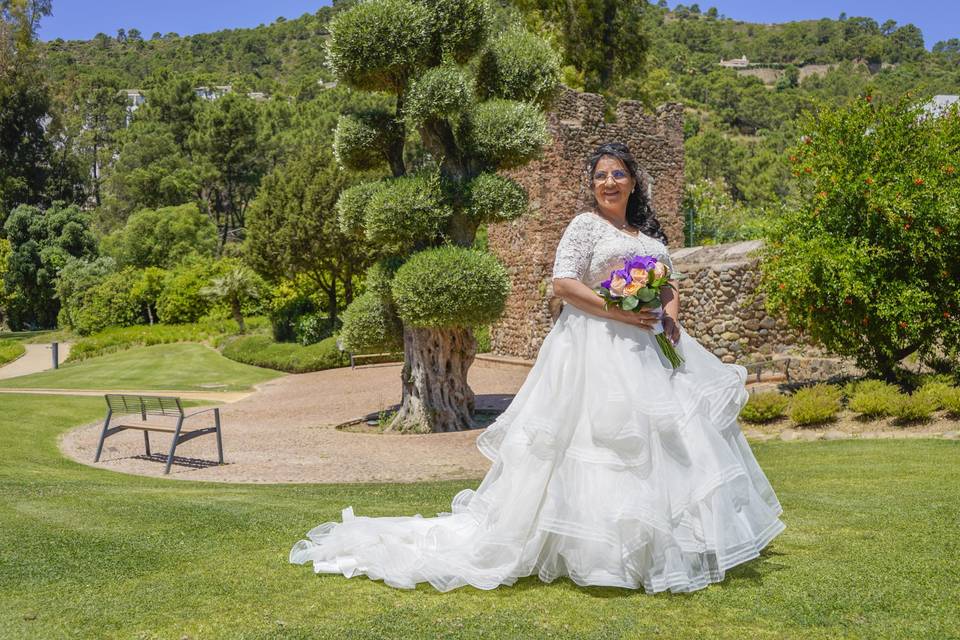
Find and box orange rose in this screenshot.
[624,281,643,296]
[610,274,627,296]
[653,262,668,279]
[628,268,649,286]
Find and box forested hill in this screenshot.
[32,1,960,246]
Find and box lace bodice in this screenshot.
[552,212,675,287]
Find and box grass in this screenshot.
[0,343,281,391]
[67,318,269,362]
[0,339,26,365]
[0,395,957,639]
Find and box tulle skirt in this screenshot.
[290,304,786,593]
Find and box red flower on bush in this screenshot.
[803,166,812,174]
[904,223,911,230]
[945,165,956,174]
[778,283,786,290]
[914,178,924,185]
[865,94,873,103]
[844,297,853,305]
[898,321,908,329]
[944,311,952,319]
[864,177,874,185]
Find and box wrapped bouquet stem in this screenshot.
[597,255,686,369]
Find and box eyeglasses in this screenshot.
[593,169,630,183]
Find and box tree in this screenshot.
[140,72,200,151]
[759,96,960,382]
[327,0,559,432]
[100,203,218,269]
[200,262,263,333]
[70,74,128,207]
[245,147,370,325]
[514,0,648,93]
[189,92,264,251]
[99,120,200,231]
[2,202,97,328]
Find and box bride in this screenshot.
[290,141,786,593]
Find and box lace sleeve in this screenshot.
[552,215,593,280]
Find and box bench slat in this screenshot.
[106,394,182,417]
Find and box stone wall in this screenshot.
[488,88,685,359]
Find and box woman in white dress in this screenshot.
[290,142,786,594]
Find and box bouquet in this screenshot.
[597,255,685,369]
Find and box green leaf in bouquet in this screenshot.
[622,295,639,311]
[637,287,656,302]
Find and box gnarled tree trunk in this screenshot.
[388,326,477,433]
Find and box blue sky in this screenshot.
[38,0,958,49]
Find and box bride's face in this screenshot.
[591,155,636,211]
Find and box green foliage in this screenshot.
[739,391,789,423]
[759,97,960,379]
[941,387,960,417]
[891,391,938,422]
[294,313,341,346]
[459,99,549,169]
[265,278,317,343]
[333,111,404,171]
[70,268,143,336]
[155,259,223,324]
[475,26,561,106]
[101,203,217,269]
[464,172,527,223]
[391,246,510,328]
[326,0,433,93]
[404,65,472,128]
[421,0,490,64]
[199,262,265,332]
[336,180,385,237]
[67,317,264,362]
[2,202,97,329]
[339,289,404,353]
[788,383,842,426]
[682,177,769,244]
[0,337,25,365]
[474,323,491,353]
[848,381,902,418]
[220,334,346,373]
[363,173,452,255]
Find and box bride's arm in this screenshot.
[553,278,659,329]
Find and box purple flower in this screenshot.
[626,255,657,271]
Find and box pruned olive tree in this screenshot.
[328,0,560,432]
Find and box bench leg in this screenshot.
[214,408,224,464]
[143,431,151,457]
[94,409,113,462]
[165,416,184,474]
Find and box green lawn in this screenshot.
[0,394,957,639]
[0,343,282,391]
[0,339,26,366]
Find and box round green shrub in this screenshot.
[941,387,960,417]
[788,383,842,426]
[916,380,955,410]
[475,27,561,106]
[465,172,527,222]
[847,380,903,418]
[391,246,510,328]
[339,290,404,353]
[459,99,549,169]
[364,173,452,255]
[333,111,404,171]
[404,65,472,127]
[422,0,489,63]
[326,0,432,92]
[266,280,317,343]
[892,392,939,423]
[336,181,385,237]
[739,391,789,424]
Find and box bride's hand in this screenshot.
[608,307,661,330]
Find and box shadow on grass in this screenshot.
[129,452,225,470]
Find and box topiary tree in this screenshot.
[328,0,560,432]
[758,95,960,383]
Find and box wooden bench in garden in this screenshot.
[94,394,224,474]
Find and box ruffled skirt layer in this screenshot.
[290,304,785,593]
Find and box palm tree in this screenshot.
[200,265,261,333]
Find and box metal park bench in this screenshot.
[336,337,404,369]
[94,394,224,474]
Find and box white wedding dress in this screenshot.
[290,211,786,593]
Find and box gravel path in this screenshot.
[60,361,532,484]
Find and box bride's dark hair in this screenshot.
[586,142,668,245]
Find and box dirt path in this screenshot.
[58,360,960,485]
[0,342,71,379]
